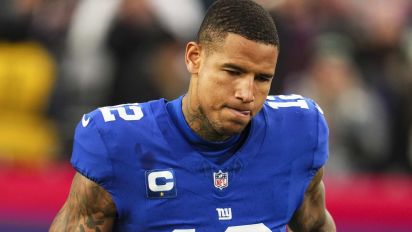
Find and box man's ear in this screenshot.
[185,41,202,74]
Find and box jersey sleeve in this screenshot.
[310,99,329,170]
[70,113,113,189]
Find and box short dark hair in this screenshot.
[197,0,279,49]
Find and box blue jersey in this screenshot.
[71,94,329,232]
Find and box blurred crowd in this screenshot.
[0,0,411,174]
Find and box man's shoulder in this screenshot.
[260,94,329,168]
[86,99,164,126]
[78,99,167,139]
[261,94,327,134]
[263,94,323,116]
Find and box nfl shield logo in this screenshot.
[214,170,228,190]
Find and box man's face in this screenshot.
[188,33,279,136]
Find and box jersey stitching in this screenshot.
[92,116,120,217]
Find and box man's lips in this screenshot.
[226,106,252,117]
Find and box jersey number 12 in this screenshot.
[99,104,144,122]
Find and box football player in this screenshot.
[50,0,336,231]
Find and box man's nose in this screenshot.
[235,75,254,103]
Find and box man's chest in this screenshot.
[111,153,295,232]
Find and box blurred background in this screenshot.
[0,0,411,231]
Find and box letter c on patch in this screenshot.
[147,170,174,192]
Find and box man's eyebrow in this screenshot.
[257,73,274,79]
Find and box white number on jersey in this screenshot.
[267,94,309,110]
[99,103,143,122]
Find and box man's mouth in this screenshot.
[227,107,251,117]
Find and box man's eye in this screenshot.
[225,70,241,76]
[255,75,271,82]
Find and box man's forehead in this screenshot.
[203,32,278,53]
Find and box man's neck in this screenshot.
[181,94,231,142]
